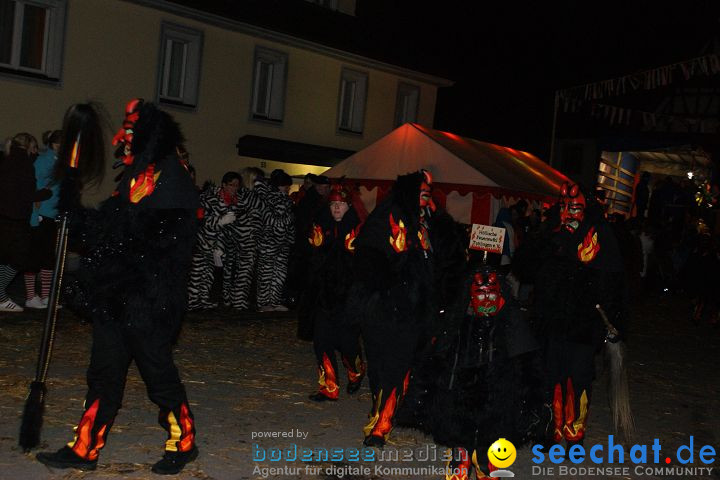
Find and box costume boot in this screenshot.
[153,401,198,474]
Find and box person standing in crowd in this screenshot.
[37,99,199,474]
[187,171,240,311]
[304,185,366,401]
[220,167,265,310]
[24,130,63,309]
[287,174,330,310]
[531,182,625,446]
[398,264,544,479]
[634,172,651,219]
[345,169,438,447]
[0,133,51,312]
[256,169,295,312]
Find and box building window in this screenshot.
[250,46,288,122]
[0,0,66,80]
[157,23,203,108]
[394,82,420,127]
[337,68,368,134]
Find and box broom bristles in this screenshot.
[607,341,635,442]
[19,381,46,452]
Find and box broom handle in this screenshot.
[595,304,619,337]
[35,214,69,383]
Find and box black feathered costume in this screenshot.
[397,266,544,478]
[37,100,199,474]
[346,170,436,447]
[533,182,625,444]
[304,187,365,401]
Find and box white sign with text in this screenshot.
[469,224,506,254]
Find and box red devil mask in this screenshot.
[419,169,436,212]
[469,271,505,316]
[112,98,143,167]
[559,182,586,233]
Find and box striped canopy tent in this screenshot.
[323,123,570,224]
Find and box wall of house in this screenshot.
[0,0,443,204]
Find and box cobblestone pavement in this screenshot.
[0,289,718,480]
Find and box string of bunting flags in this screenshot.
[555,53,720,133]
[558,53,720,101]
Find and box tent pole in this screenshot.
[549,90,559,167]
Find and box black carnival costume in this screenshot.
[37,99,199,475]
[397,266,544,479]
[533,182,625,445]
[346,170,437,447]
[305,186,366,401]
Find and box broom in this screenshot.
[19,214,70,451]
[595,304,636,442]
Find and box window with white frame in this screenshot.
[0,0,66,80]
[251,46,287,122]
[337,68,367,134]
[394,82,420,127]
[157,23,203,108]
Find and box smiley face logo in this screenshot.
[487,438,516,469]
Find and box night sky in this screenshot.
[356,0,720,159]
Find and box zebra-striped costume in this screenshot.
[256,186,295,309]
[187,185,234,310]
[219,186,264,309]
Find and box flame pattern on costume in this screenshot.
[388,213,407,253]
[129,164,161,204]
[68,399,108,461]
[552,378,589,442]
[163,402,196,452]
[309,224,324,247]
[342,354,366,384]
[418,225,431,251]
[317,352,339,400]
[577,226,600,263]
[445,448,472,480]
[344,228,357,252]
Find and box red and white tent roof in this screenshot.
[324,123,570,224]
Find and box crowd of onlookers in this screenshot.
[1,130,718,326]
[0,131,61,313]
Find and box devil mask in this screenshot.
[419,169,436,212]
[111,98,143,167]
[469,270,505,316]
[559,182,586,233]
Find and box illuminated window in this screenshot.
[0,0,66,80]
[251,46,288,122]
[157,23,203,108]
[394,82,420,127]
[337,68,367,134]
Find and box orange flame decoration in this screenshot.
[178,403,195,452]
[344,228,357,252]
[129,164,161,204]
[69,398,106,461]
[343,355,366,383]
[373,387,398,440]
[388,213,407,253]
[577,226,600,263]
[69,133,81,169]
[309,224,324,247]
[318,352,339,399]
[562,378,588,441]
[418,225,431,251]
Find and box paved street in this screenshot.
[0,288,719,480]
